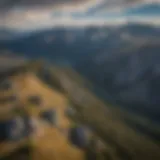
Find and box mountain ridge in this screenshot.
[0,57,160,160]
[0,23,160,123]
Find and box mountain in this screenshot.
[0,29,19,41]
[0,60,85,160]
[0,23,160,123]
[0,28,30,41]
[0,58,160,160]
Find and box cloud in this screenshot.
[0,0,160,31]
[92,0,160,14]
[50,0,160,14]
[2,12,160,32]
[0,0,90,10]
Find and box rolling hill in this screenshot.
[0,61,85,160]
[0,57,160,160]
[31,61,160,160]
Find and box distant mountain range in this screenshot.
[0,28,29,40]
[0,23,160,123]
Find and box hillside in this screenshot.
[34,63,160,160]
[0,60,160,160]
[0,69,84,160]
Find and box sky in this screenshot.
[0,0,160,31]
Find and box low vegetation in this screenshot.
[34,62,160,160]
[0,60,160,160]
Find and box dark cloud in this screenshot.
[0,0,88,9]
[0,0,154,12]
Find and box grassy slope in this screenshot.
[43,65,160,160]
[0,62,160,160]
[0,72,84,160]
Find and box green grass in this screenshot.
[1,60,160,160]
[39,64,160,160]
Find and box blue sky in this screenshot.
[1,0,160,31]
